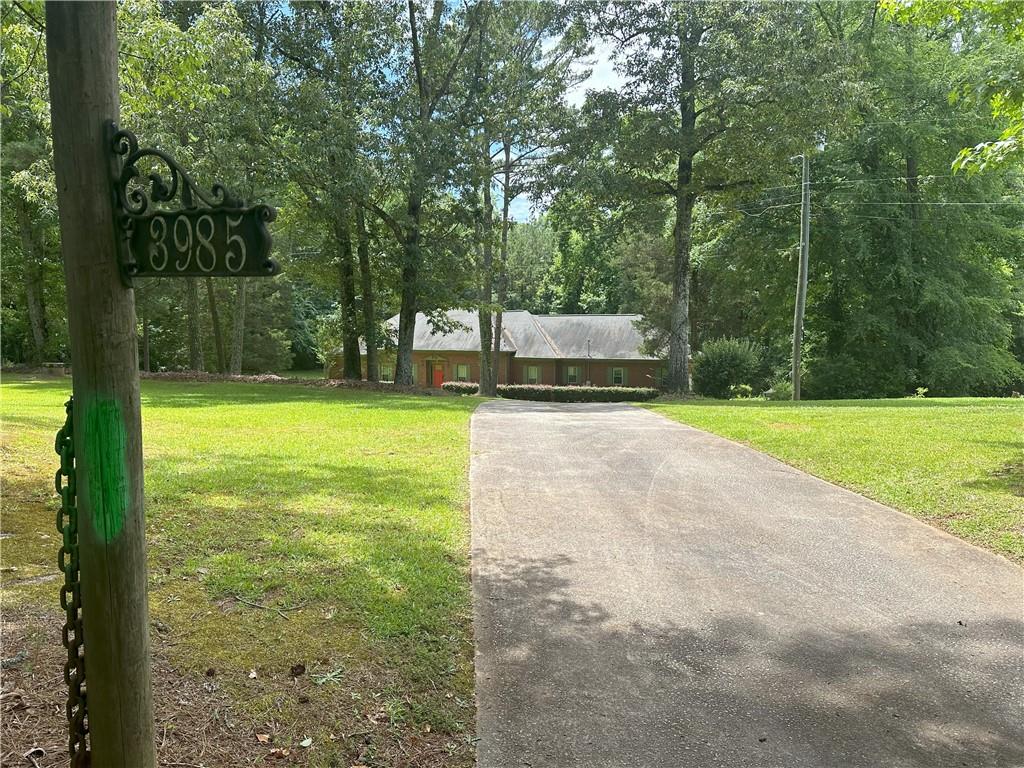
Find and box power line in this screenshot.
[760,182,805,192]
[702,197,1021,219]
[704,202,802,216]
[821,200,1024,207]
[829,215,903,221]
[737,202,804,217]
[698,174,1021,218]
[856,116,978,128]
[820,174,962,185]
[753,173,976,195]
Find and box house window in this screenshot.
[566,366,580,385]
[379,363,394,382]
[526,365,540,385]
[456,363,470,382]
[611,367,625,385]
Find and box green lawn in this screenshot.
[4,380,1020,764]
[1,375,478,767]
[647,397,1024,562]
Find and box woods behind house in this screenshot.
[3,0,1022,398]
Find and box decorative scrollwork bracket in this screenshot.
[108,121,279,285]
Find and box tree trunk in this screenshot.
[667,27,697,395]
[668,187,695,394]
[392,0,474,386]
[185,277,204,371]
[205,277,226,373]
[335,205,362,379]
[689,265,700,356]
[229,277,246,374]
[15,198,48,364]
[394,184,422,386]
[45,3,156,762]
[142,312,150,373]
[478,145,495,395]
[393,0,447,387]
[491,141,513,387]
[356,207,378,382]
[23,264,47,365]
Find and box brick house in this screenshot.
[331,309,664,388]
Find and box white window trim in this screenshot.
[527,365,540,385]
[612,367,625,385]
[456,364,469,382]
[567,366,579,384]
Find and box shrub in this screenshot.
[752,340,792,395]
[692,338,760,399]
[729,383,754,399]
[921,345,1024,397]
[764,377,793,401]
[441,381,660,402]
[496,384,660,403]
[441,381,479,395]
[803,353,906,399]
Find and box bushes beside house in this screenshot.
[441,382,480,395]
[441,381,660,402]
[692,338,760,399]
[501,384,661,402]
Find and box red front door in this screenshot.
[432,366,444,387]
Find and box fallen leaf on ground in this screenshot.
[256,733,271,744]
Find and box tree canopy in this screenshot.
[2,0,1021,398]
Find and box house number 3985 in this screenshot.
[146,214,247,272]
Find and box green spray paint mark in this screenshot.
[83,396,129,542]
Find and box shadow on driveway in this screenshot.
[476,553,1023,768]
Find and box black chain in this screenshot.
[55,397,89,766]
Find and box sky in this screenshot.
[506,41,624,223]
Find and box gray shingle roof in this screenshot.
[534,314,655,360]
[381,309,656,360]
[498,311,559,358]
[381,310,518,353]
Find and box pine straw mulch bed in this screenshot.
[2,367,455,397]
[142,371,453,397]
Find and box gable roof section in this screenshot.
[534,314,655,360]
[382,310,518,353]
[499,310,560,358]
[381,309,656,360]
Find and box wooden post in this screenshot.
[45,3,156,765]
[792,152,810,401]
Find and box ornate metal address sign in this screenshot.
[110,122,280,283]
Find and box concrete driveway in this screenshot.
[470,401,1024,768]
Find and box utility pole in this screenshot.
[46,3,156,765]
[791,153,810,401]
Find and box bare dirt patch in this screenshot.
[2,604,255,768]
